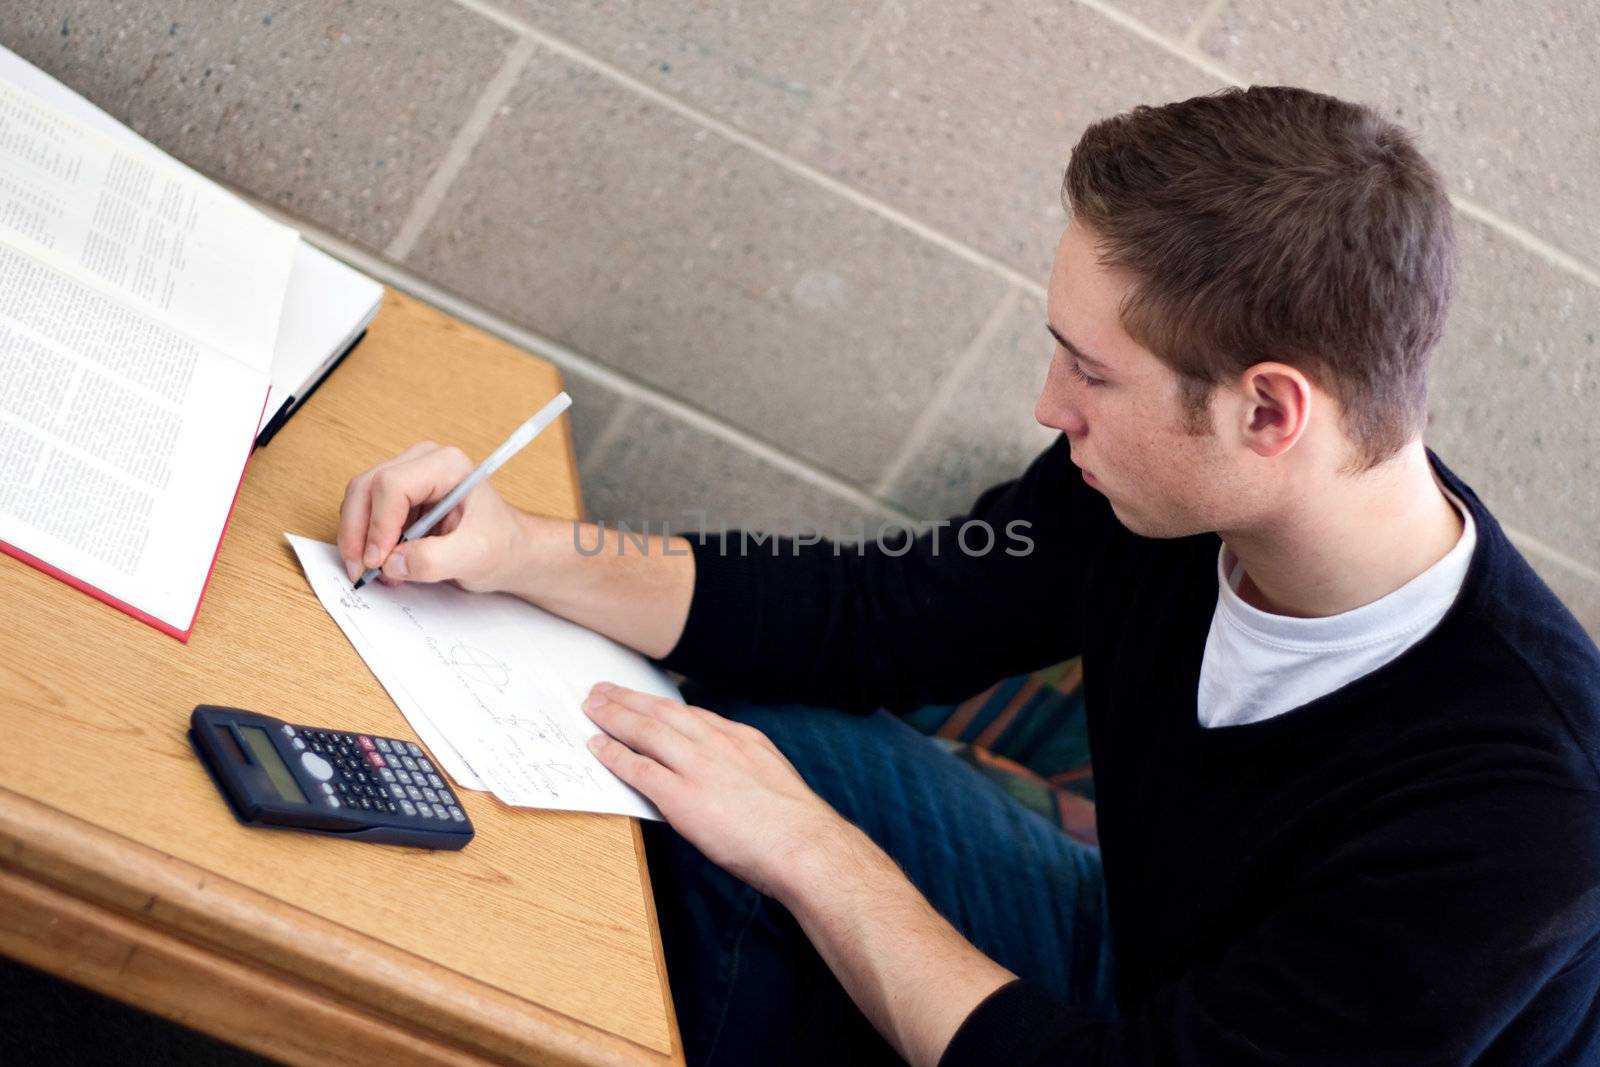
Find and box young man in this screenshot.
[340,87,1600,1065]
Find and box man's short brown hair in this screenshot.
[1063,85,1456,474]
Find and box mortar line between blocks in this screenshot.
[872,287,1023,499]
[1181,0,1233,49]
[384,36,537,263]
[446,0,1044,297]
[785,0,896,157]
[264,210,921,527]
[576,397,639,484]
[1068,0,1239,83]
[1451,197,1600,290]
[1504,529,1600,586]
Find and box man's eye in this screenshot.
[1067,355,1104,387]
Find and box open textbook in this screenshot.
[288,535,672,820]
[0,77,297,639]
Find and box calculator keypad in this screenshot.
[300,729,462,821]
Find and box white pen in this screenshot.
[352,391,572,590]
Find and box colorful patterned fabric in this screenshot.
[901,657,1098,845]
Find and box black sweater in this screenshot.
[660,437,1600,1066]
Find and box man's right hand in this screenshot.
[337,441,528,592]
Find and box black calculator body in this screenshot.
[189,705,474,850]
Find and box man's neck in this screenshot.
[1223,443,1465,619]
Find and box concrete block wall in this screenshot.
[5,1,1596,637]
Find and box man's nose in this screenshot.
[1035,389,1087,436]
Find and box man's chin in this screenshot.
[1112,505,1203,541]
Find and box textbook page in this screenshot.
[0,46,384,426]
[0,79,296,373]
[0,243,268,633]
[287,534,673,821]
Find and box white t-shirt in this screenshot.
[1197,483,1476,728]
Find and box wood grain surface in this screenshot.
[0,290,682,1066]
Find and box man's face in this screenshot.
[1036,222,1249,539]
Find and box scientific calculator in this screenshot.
[189,705,474,850]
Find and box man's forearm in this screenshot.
[773,818,1017,1067]
[499,512,696,660]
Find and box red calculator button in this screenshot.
[366,751,386,769]
[358,736,375,751]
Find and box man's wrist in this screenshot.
[496,510,568,602]
[767,811,880,908]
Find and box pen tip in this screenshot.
[352,577,366,591]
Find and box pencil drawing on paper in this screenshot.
[448,642,510,691]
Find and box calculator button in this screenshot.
[388,784,406,799]
[374,737,392,754]
[280,724,296,739]
[399,799,416,816]
[430,803,448,820]
[358,736,375,751]
[365,751,386,769]
[320,783,334,796]
[448,806,465,822]
[300,753,334,782]
[327,796,342,809]
[426,773,444,790]
[437,791,455,806]
[417,757,435,775]
[405,785,424,801]
[379,768,396,782]
[354,797,371,810]
[406,742,423,757]
[400,755,419,771]
[420,787,438,803]
[289,737,305,751]
[396,769,414,785]
[415,804,432,819]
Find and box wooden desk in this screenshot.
[0,291,683,1067]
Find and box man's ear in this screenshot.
[1237,362,1312,459]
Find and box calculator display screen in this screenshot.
[238,726,309,804]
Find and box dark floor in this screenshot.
[0,955,273,1065]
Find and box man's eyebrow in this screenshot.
[1045,324,1110,371]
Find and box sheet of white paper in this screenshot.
[287,534,671,821]
[0,79,296,373]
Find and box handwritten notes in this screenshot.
[287,534,668,820]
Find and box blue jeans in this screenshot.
[643,687,1117,1066]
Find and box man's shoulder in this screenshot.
[1433,532,1600,793]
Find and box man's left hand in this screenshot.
[583,683,848,897]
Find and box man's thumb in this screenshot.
[383,536,453,583]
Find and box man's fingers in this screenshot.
[338,441,440,577]
[587,735,678,801]
[382,524,466,584]
[587,684,717,742]
[594,683,754,743]
[362,447,474,569]
[583,694,705,771]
